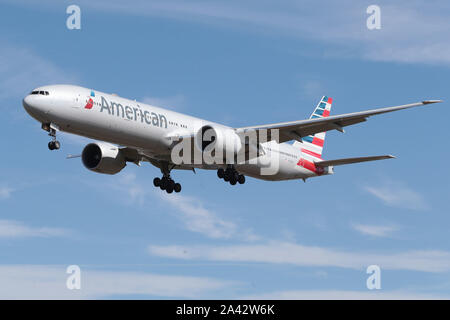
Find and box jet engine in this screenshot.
[81,142,126,175]
[195,125,242,159]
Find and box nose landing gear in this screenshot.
[42,123,60,151]
[217,166,245,186]
[48,140,60,151]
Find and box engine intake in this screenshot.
[81,142,126,175]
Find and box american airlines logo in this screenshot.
[84,90,95,109]
[87,94,168,128]
[84,98,94,110]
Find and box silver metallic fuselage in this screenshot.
[23,84,324,181]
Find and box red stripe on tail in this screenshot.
[301,148,322,159]
[312,137,324,147]
[297,158,325,175]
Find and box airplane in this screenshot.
[22,84,442,194]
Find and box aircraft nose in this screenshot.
[22,95,32,111]
[22,93,43,116]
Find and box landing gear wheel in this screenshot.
[221,166,244,186]
[153,177,161,187]
[174,183,182,193]
[160,177,168,190]
[48,141,60,150]
[165,179,175,193]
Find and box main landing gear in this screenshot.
[217,166,245,185]
[153,175,182,194]
[153,163,181,194]
[43,123,60,151]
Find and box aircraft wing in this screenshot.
[120,146,198,171]
[235,100,442,143]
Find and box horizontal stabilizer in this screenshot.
[315,155,395,167]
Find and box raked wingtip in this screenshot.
[422,99,443,104]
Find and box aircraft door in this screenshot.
[70,92,83,109]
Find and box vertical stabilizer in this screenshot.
[293,96,333,160]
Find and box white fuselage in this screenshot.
[23,85,329,181]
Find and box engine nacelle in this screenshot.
[81,142,126,175]
[195,125,242,158]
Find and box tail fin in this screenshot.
[293,96,333,159]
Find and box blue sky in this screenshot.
[0,0,450,299]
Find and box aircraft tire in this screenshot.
[160,177,168,190]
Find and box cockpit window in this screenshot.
[30,91,49,95]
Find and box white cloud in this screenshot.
[299,79,326,100]
[103,172,258,240]
[0,265,231,299]
[0,41,77,101]
[117,172,149,206]
[148,241,450,273]
[352,223,398,238]
[0,187,13,199]
[0,220,68,238]
[141,94,185,110]
[1,264,446,299]
[59,132,94,147]
[159,192,237,239]
[242,289,448,300]
[160,190,259,241]
[20,0,450,66]
[364,181,428,210]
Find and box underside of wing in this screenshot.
[120,146,200,171]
